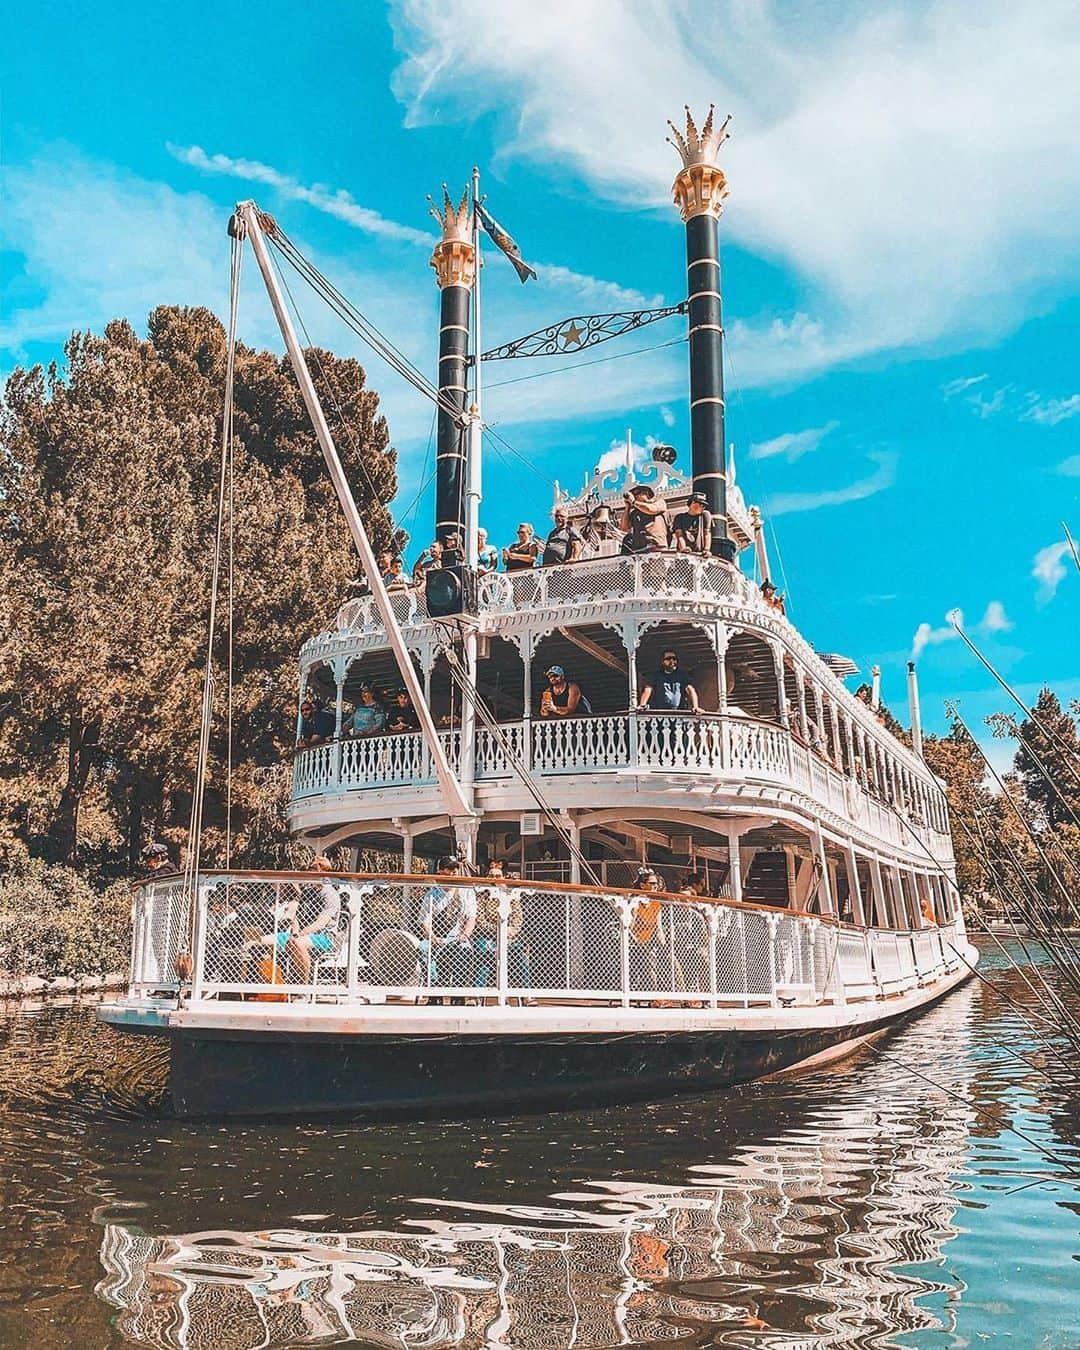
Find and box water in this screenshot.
[1,942,1077,1349]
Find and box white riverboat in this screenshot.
[100,107,975,1116]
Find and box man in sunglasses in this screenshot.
[636,649,700,714]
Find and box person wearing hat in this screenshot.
[620,484,669,554]
[760,579,786,615]
[142,842,173,877]
[581,503,623,559]
[539,664,591,718]
[672,492,713,556]
[348,685,386,737]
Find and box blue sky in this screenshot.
[3,0,1078,764]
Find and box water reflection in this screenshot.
[2,949,1078,1348]
[98,1090,974,1347]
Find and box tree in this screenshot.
[923,723,996,898]
[0,306,399,874]
[1011,688,1080,830]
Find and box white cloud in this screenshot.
[911,608,963,661]
[391,0,1080,372]
[1057,454,1080,477]
[765,450,896,517]
[659,405,676,427]
[170,142,656,312]
[1032,540,1072,604]
[1,150,239,355]
[977,600,1012,634]
[750,420,837,462]
[942,374,987,398]
[1022,392,1080,426]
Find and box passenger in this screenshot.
[673,869,710,1001]
[503,522,542,571]
[416,860,476,994]
[278,854,342,984]
[636,649,701,714]
[476,527,499,574]
[442,532,464,567]
[142,841,172,877]
[386,689,420,733]
[629,868,666,993]
[542,507,584,566]
[620,484,669,554]
[377,550,395,583]
[539,665,592,718]
[414,540,443,577]
[580,504,623,558]
[349,685,386,737]
[298,697,335,747]
[474,862,531,991]
[671,492,713,555]
[384,556,410,590]
[761,579,787,614]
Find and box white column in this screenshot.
[845,842,867,926]
[715,622,728,714]
[402,828,414,875]
[796,667,809,740]
[771,642,789,727]
[567,815,582,884]
[815,827,835,916]
[870,854,888,927]
[726,829,743,904]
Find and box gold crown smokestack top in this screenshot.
[429,186,475,547]
[668,106,736,562]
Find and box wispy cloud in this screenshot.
[750,420,837,462]
[766,450,896,517]
[1022,392,1080,425]
[1057,453,1080,476]
[911,608,962,661]
[169,142,656,311]
[167,144,434,247]
[942,373,987,398]
[909,599,1008,660]
[1032,540,1073,604]
[659,406,676,427]
[392,0,1080,371]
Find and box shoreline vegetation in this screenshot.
[1,308,1077,984]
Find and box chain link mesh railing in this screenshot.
[127,872,960,1010]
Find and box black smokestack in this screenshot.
[668,105,735,561]
[428,186,474,547]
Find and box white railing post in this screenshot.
[707,907,719,1009]
[767,913,779,1007]
[346,886,362,1000]
[739,910,749,1008]
[619,899,632,1008]
[190,878,208,999]
[807,917,818,1002]
[830,926,846,1005]
[497,889,510,1007]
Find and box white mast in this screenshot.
[465,165,483,570]
[907,661,924,758]
[237,201,474,824]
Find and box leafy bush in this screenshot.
[0,859,131,978]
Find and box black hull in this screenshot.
[168,996,953,1119]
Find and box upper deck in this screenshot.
[290,551,950,874]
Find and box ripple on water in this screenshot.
[0,946,1078,1348]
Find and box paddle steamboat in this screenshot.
[100,108,975,1116]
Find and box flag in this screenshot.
[475,200,537,284]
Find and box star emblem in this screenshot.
[561,321,584,349]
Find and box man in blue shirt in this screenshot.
[298,697,336,746]
[636,649,701,714]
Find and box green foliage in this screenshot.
[0,859,131,977]
[0,306,399,875]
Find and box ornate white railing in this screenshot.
[125,871,964,1009]
[291,712,947,855]
[331,553,760,637]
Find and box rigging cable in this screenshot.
[185,231,243,928]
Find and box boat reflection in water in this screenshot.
[97,1086,973,1346]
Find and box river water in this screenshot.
[1,940,1077,1349]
